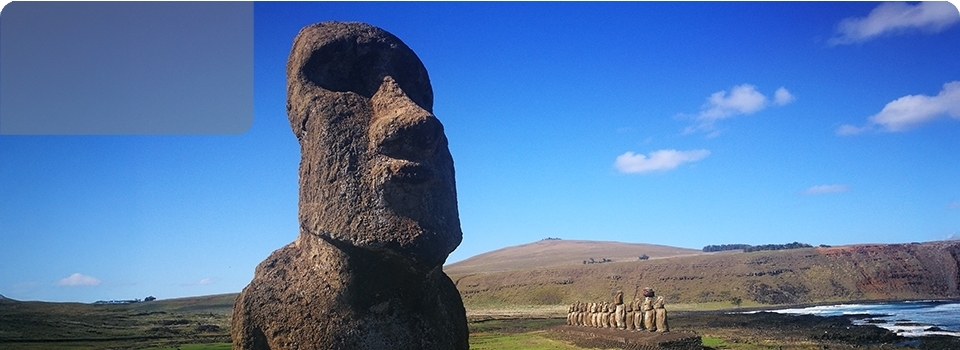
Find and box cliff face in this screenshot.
[449,241,960,306]
[815,242,960,300]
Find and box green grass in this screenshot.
[141,343,232,350]
[470,331,584,350]
[0,295,232,350]
[702,336,733,349]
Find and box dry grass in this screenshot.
[0,294,233,349]
[451,240,960,309]
[444,239,703,275]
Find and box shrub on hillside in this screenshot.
[704,242,813,253]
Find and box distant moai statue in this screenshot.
[577,302,587,326]
[600,302,609,328]
[594,302,600,328]
[642,287,656,331]
[654,295,669,332]
[573,301,581,326]
[567,289,672,334]
[595,302,603,328]
[613,290,626,329]
[603,302,613,328]
[633,297,644,330]
[589,302,597,327]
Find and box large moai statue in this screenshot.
[231,22,468,350]
[625,297,635,331]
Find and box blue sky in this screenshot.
[2,2,959,303]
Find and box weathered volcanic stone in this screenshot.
[231,22,467,350]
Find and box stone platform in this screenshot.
[551,326,701,350]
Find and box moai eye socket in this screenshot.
[302,37,434,112]
[302,39,382,98]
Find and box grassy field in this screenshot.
[5,239,960,349]
[0,294,233,350]
[4,296,959,350]
[445,239,703,276]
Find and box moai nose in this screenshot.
[370,76,443,162]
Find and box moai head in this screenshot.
[654,296,665,308]
[286,22,462,269]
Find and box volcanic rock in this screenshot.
[231,21,467,350]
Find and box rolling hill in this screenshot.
[0,293,235,348]
[446,239,960,308]
[444,239,702,275]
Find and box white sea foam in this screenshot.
[737,301,960,337]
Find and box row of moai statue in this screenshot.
[566,287,668,332]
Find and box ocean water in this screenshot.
[768,300,960,337]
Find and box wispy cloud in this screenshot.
[835,124,869,136]
[615,149,710,174]
[949,201,960,210]
[182,278,215,287]
[774,87,796,106]
[837,81,960,135]
[57,273,101,287]
[802,184,850,195]
[683,84,794,135]
[829,2,960,45]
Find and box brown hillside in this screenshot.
[449,240,960,307]
[443,239,702,275]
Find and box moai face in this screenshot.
[287,22,462,269]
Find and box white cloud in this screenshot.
[830,2,960,45]
[686,84,794,134]
[802,184,850,195]
[57,273,101,287]
[835,124,870,136]
[699,84,768,121]
[774,87,796,106]
[869,81,960,131]
[615,149,710,174]
[182,278,215,287]
[840,81,960,135]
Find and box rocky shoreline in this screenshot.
[668,310,960,349]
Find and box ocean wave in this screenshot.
[742,301,960,337]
